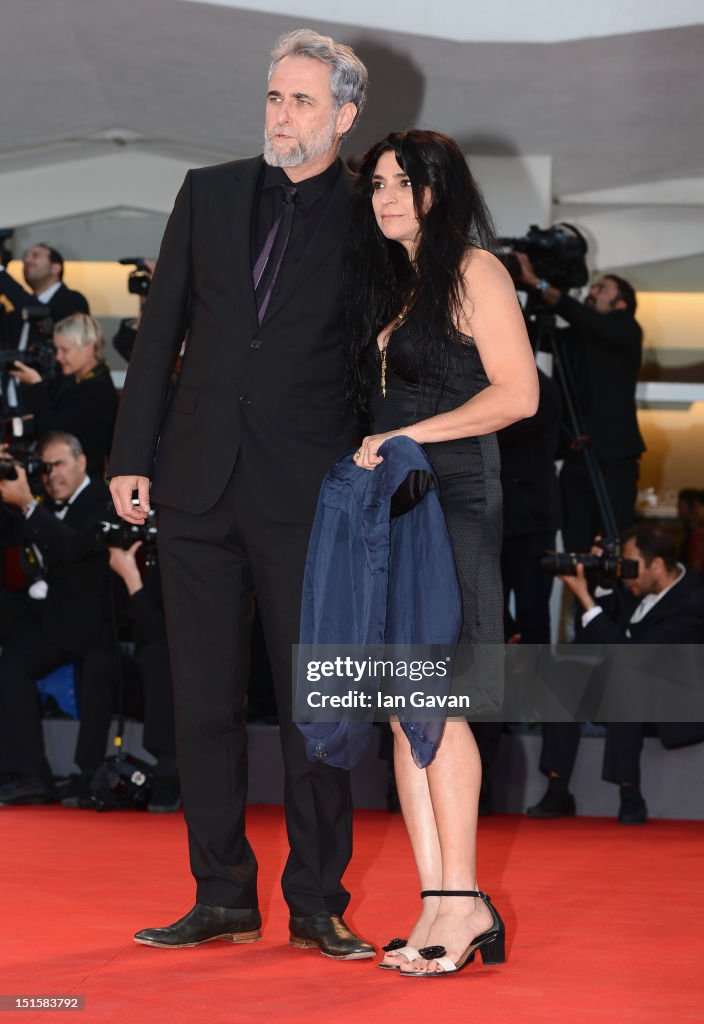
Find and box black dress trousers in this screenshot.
[156,461,352,916]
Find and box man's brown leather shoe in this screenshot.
[289,913,374,959]
[134,904,262,948]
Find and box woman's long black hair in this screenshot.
[342,129,497,417]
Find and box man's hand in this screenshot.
[0,462,33,509]
[559,563,595,612]
[109,475,151,524]
[108,540,144,595]
[9,360,42,385]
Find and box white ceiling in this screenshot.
[182,0,704,43]
[1,0,702,281]
[1,0,701,195]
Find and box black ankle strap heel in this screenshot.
[420,890,491,900]
[416,890,506,969]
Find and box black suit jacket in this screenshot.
[21,364,117,478]
[0,271,90,348]
[0,479,112,653]
[108,157,358,520]
[579,571,704,746]
[554,294,644,460]
[580,570,704,646]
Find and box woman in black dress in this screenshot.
[345,130,538,976]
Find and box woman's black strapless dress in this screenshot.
[367,319,504,711]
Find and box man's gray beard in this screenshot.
[263,120,338,168]
[263,135,306,167]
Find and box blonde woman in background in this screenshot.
[11,313,118,476]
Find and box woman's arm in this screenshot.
[356,249,539,468]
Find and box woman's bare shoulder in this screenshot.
[462,247,516,298]
[463,246,511,278]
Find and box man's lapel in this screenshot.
[224,157,263,332]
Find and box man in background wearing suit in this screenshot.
[527,522,704,823]
[0,244,90,347]
[0,431,111,806]
[515,257,644,552]
[109,30,372,959]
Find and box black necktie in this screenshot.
[253,184,297,324]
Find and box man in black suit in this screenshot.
[0,431,112,805]
[0,244,90,348]
[108,30,372,958]
[527,522,704,823]
[516,258,644,552]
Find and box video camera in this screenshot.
[0,441,45,483]
[119,258,152,298]
[540,538,638,585]
[499,223,589,292]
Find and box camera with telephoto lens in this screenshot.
[0,336,56,377]
[119,257,152,297]
[540,538,639,584]
[499,223,589,292]
[0,441,45,483]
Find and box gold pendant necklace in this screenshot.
[379,303,410,398]
[380,344,389,397]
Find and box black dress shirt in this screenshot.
[251,160,341,302]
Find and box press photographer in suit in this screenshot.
[0,432,112,805]
[62,538,179,814]
[9,314,118,478]
[108,30,372,957]
[515,255,644,552]
[0,244,89,349]
[527,522,704,823]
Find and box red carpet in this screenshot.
[1,806,701,1023]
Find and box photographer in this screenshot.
[0,432,112,805]
[0,244,89,350]
[10,313,118,478]
[527,522,704,823]
[516,254,644,552]
[112,259,156,364]
[63,537,180,813]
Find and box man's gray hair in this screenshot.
[269,29,368,126]
[39,431,84,459]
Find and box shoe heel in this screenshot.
[224,929,262,944]
[479,929,506,965]
[289,933,318,950]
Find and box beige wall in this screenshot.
[6,260,141,320]
[636,292,704,491]
[638,405,704,491]
[638,292,704,359]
